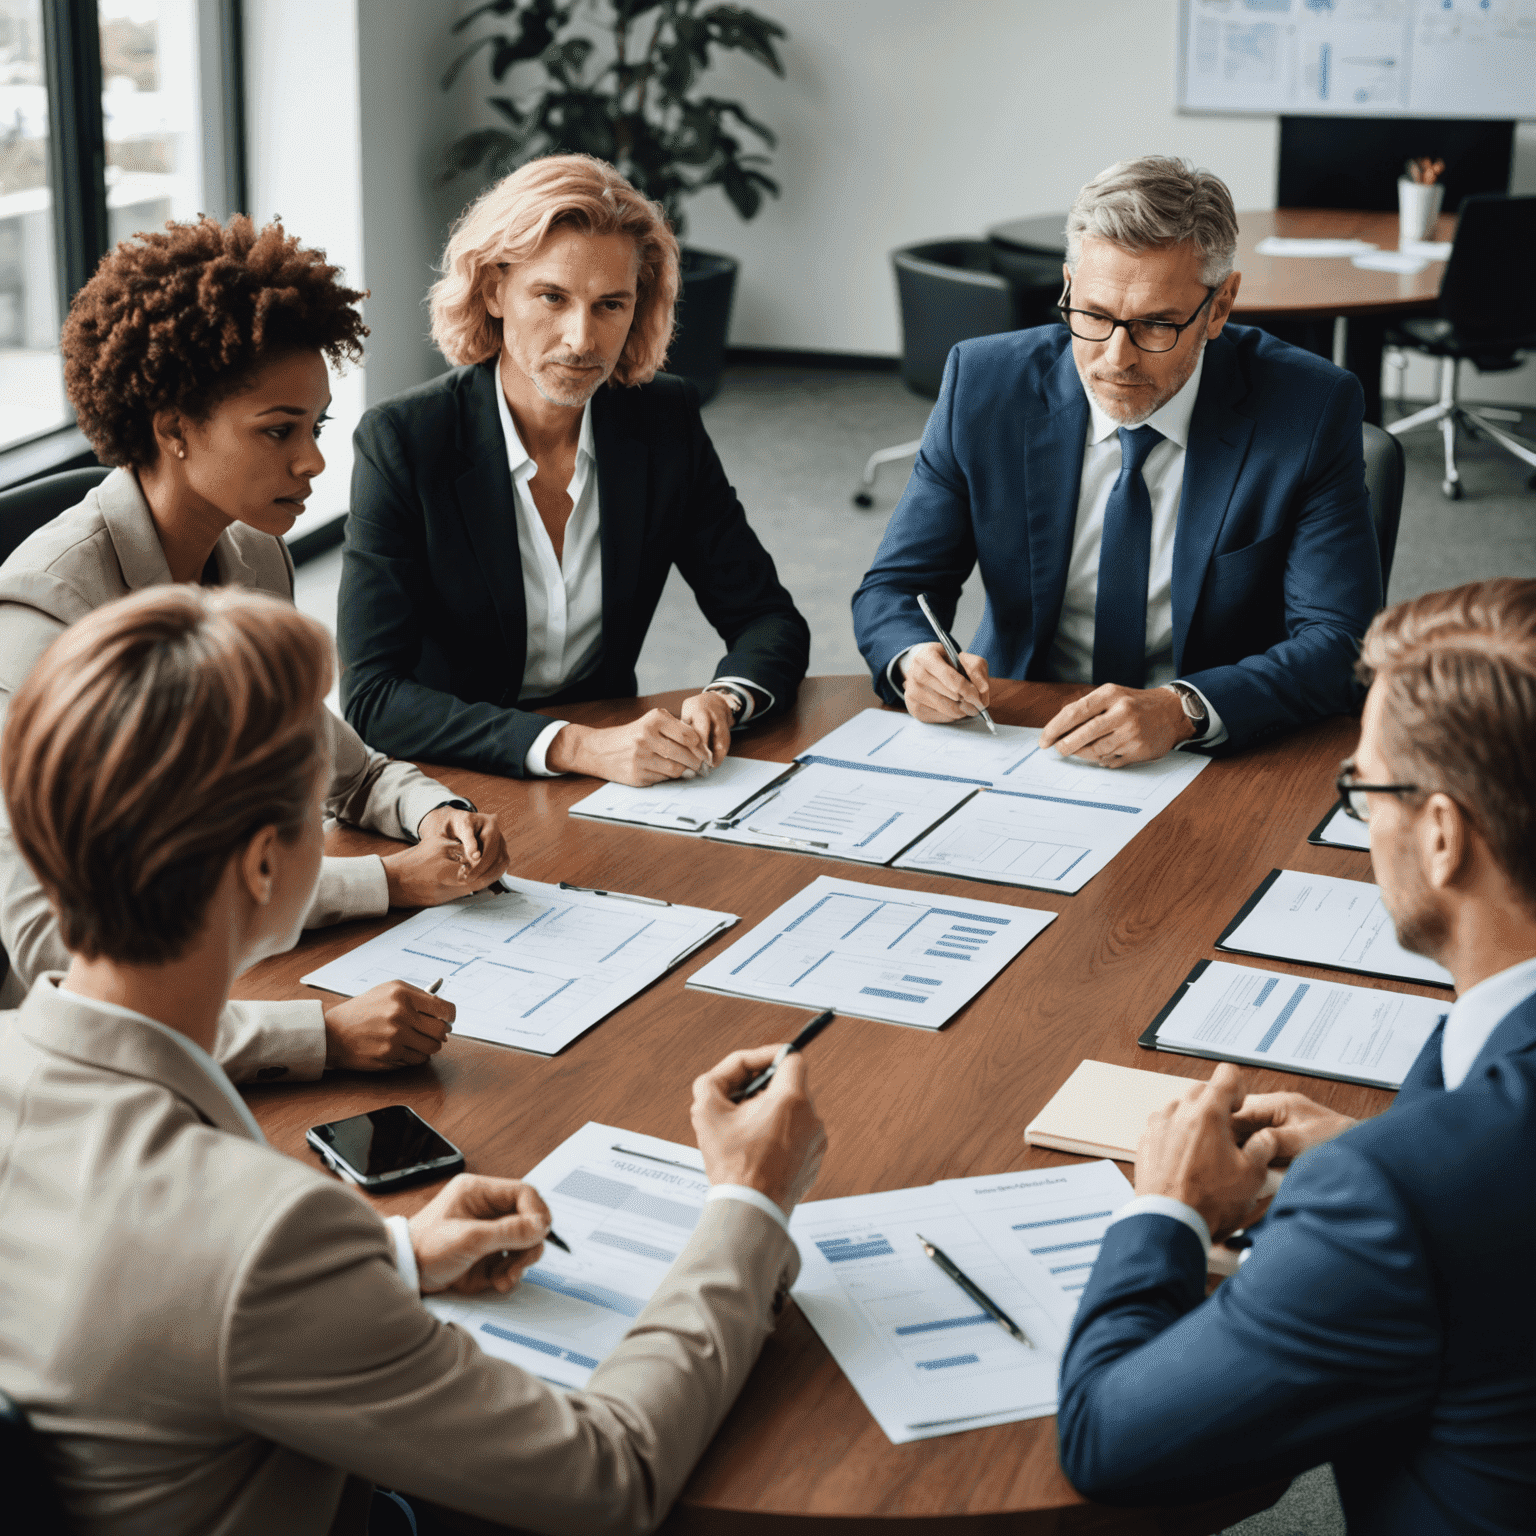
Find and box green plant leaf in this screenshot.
[696,95,776,147]
[541,36,595,87]
[488,95,527,127]
[440,33,501,91]
[451,0,518,36]
[699,5,786,74]
[436,127,522,186]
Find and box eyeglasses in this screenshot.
[1056,283,1217,354]
[1333,759,1422,822]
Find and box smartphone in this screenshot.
[306,1105,465,1192]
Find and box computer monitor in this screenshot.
[1278,116,1514,213]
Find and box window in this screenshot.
[0,0,243,467]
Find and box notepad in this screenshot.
[1023,1059,1203,1161]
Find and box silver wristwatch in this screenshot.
[706,684,749,720]
[1166,682,1209,741]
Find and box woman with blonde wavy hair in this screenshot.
[338,153,809,786]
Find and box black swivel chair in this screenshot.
[1362,421,1406,591]
[1,1390,74,1533]
[1383,194,1536,499]
[0,466,111,563]
[852,240,1059,507]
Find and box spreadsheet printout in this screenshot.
[685,874,1054,1027]
[801,710,1207,893]
[569,755,791,833]
[789,1184,1074,1443]
[1218,869,1453,988]
[1142,960,1447,1090]
[427,1123,710,1388]
[302,880,736,1055]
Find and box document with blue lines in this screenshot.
[789,1182,1075,1442]
[799,709,1208,893]
[301,880,735,1055]
[685,874,1054,1028]
[426,1122,712,1389]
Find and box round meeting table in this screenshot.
[236,676,1432,1535]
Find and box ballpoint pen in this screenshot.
[557,881,672,907]
[916,592,997,736]
[730,1009,837,1102]
[747,825,830,850]
[715,787,782,830]
[916,1234,1033,1348]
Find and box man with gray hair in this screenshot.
[853,156,1382,762]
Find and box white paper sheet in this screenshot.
[939,1161,1136,1311]
[1218,869,1453,988]
[706,761,975,864]
[302,880,736,1055]
[789,1184,1074,1443]
[1148,960,1447,1089]
[1253,237,1376,258]
[568,756,791,833]
[1352,250,1428,274]
[1309,806,1371,850]
[797,710,1206,893]
[426,1123,709,1388]
[686,874,1054,1028]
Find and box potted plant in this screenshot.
[439,0,788,404]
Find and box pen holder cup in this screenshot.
[1398,179,1444,246]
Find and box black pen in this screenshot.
[916,1234,1033,1348]
[730,1009,836,1102]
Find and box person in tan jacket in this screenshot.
[0,584,826,1536]
[0,215,512,1081]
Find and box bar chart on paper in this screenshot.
[686,874,1055,1028]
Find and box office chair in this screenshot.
[852,240,1058,507]
[1,1389,75,1532]
[0,466,111,563]
[1362,422,1405,590]
[1383,194,1536,500]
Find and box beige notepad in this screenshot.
[1025,1060,1201,1161]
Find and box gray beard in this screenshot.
[1077,330,1206,427]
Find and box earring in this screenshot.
[176,447,186,460]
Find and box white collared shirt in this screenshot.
[1441,953,1536,1089]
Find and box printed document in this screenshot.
[427,1122,709,1388]
[302,880,735,1055]
[569,755,790,833]
[1218,869,1453,987]
[1144,959,1447,1089]
[686,874,1054,1027]
[789,1183,1075,1443]
[1308,806,1370,850]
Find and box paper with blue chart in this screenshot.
[795,709,1208,893]
[425,1123,711,1389]
[684,874,1054,1028]
[301,880,735,1056]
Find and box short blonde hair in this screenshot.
[429,153,679,386]
[2,586,332,964]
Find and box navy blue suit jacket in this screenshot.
[1056,994,1536,1534]
[851,325,1383,751]
[339,363,809,778]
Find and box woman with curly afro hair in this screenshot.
[0,214,511,1084]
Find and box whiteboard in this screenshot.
[1177,0,1536,120]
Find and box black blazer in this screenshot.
[339,363,810,778]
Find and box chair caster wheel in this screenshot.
[852,492,874,508]
[1442,479,1462,501]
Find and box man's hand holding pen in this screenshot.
[383,808,510,906]
[901,642,993,726]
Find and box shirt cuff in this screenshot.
[1108,1194,1212,1257]
[385,1214,420,1293]
[886,645,920,695]
[710,676,772,724]
[524,719,571,777]
[707,1183,791,1233]
[305,854,390,928]
[414,798,475,840]
[1172,682,1228,750]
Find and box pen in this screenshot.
[428,977,444,996]
[916,592,997,736]
[558,881,672,908]
[916,1234,1033,1348]
[715,787,781,829]
[730,1009,837,1102]
[747,826,830,850]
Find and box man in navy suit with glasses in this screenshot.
[852,155,1382,763]
[1057,579,1536,1534]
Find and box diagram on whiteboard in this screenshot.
[1179,0,1536,119]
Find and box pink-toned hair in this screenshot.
[429,153,680,385]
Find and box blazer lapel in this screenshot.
[98,468,177,590]
[1170,335,1255,672]
[1465,992,1536,1081]
[591,388,647,673]
[1024,347,1090,671]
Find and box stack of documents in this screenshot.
[1025,1059,1204,1160]
[789,1160,1134,1443]
[302,879,735,1055]
[1142,959,1446,1090]
[1218,869,1453,987]
[687,874,1055,1028]
[569,756,791,835]
[1254,236,1376,258]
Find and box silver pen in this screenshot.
[557,881,672,907]
[747,826,830,851]
[916,592,997,735]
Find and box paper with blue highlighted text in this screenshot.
[425,1122,712,1389]
[792,709,1208,893]
[685,874,1054,1027]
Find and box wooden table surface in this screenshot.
[235,677,1438,1534]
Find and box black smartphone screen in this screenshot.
[313,1106,458,1177]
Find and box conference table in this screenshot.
[235,676,1438,1534]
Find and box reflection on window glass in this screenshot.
[0,0,68,452]
[100,0,202,247]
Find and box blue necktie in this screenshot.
[1092,425,1164,689]
[1394,1015,1447,1106]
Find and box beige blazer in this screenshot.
[0,469,458,1080]
[0,978,799,1536]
